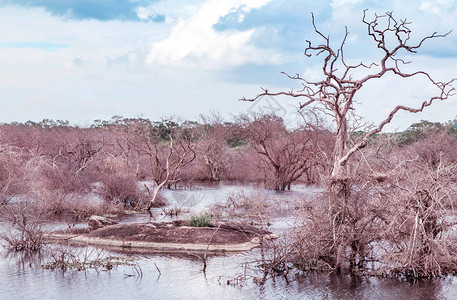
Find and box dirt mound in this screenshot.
[48,220,277,254]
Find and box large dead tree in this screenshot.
[242,11,456,272]
[243,11,455,182]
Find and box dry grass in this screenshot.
[43,245,137,272]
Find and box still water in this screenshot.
[1,183,456,300]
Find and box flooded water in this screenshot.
[1,182,457,299]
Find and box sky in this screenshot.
[0,0,456,130]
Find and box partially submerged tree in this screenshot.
[196,113,230,181]
[241,114,325,190]
[120,118,197,211]
[243,11,456,273]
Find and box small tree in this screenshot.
[241,114,324,190]
[119,118,197,211]
[197,113,230,181]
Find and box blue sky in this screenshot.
[0,0,456,130]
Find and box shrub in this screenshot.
[188,213,212,227]
[43,245,137,272]
[97,156,145,207]
[0,143,27,203]
[0,202,46,251]
[210,189,272,224]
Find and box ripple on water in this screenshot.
[1,184,457,299]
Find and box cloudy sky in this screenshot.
[0,0,456,130]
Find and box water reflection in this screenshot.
[0,183,456,299]
[1,244,457,299]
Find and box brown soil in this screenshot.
[48,220,276,254]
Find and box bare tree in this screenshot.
[0,142,26,204]
[0,124,106,193]
[197,113,230,181]
[381,153,457,278]
[242,11,455,182]
[242,11,456,272]
[241,114,324,190]
[120,118,197,211]
[359,130,457,278]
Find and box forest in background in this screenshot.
[0,115,453,205]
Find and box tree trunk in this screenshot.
[331,115,348,180]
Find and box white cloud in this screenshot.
[140,0,205,23]
[135,6,152,20]
[420,0,456,14]
[145,0,285,69]
[330,0,362,8]
[0,0,455,129]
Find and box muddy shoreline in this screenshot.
[46,220,278,254]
